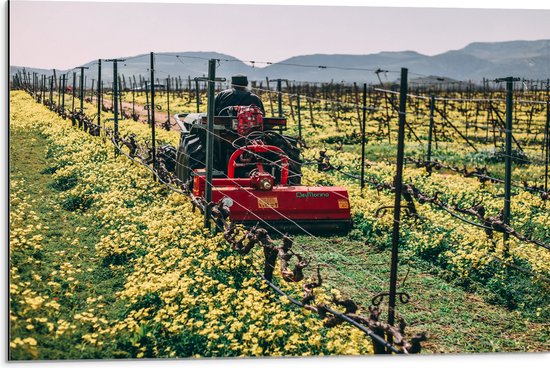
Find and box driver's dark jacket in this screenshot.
[214,88,265,116]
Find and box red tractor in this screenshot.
[170,105,352,233]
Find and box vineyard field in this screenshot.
[9,75,550,358]
[10,92,374,358]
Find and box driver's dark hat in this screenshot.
[231,74,248,87]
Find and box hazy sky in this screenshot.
[9,0,550,69]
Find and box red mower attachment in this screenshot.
[192,143,353,233]
[227,144,289,186]
[194,171,352,233]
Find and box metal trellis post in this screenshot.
[57,75,61,108]
[78,66,89,114]
[119,76,124,119]
[387,68,408,346]
[427,95,435,172]
[496,77,519,243]
[145,82,151,126]
[166,76,171,129]
[113,61,119,135]
[97,60,101,128]
[277,79,283,117]
[61,74,66,117]
[150,52,157,176]
[71,72,76,112]
[205,60,217,229]
[297,91,302,140]
[545,99,549,192]
[105,58,125,137]
[545,79,550,192]
[49,76,53,108]
[199,60,226,230]
[195,78,200,113]
[360,83,367,192]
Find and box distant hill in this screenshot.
[10,40,550,86]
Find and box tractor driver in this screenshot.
[214,74,265,116]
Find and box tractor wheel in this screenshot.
[157,145,177,172]
[265,134,302,185]
[175,133,205,188]
[284,137,302,185]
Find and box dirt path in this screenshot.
[98,97,181,131]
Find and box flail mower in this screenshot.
[166,105,353,233]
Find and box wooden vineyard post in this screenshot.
[387,68,408,349]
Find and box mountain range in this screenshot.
[10,40,550,86]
